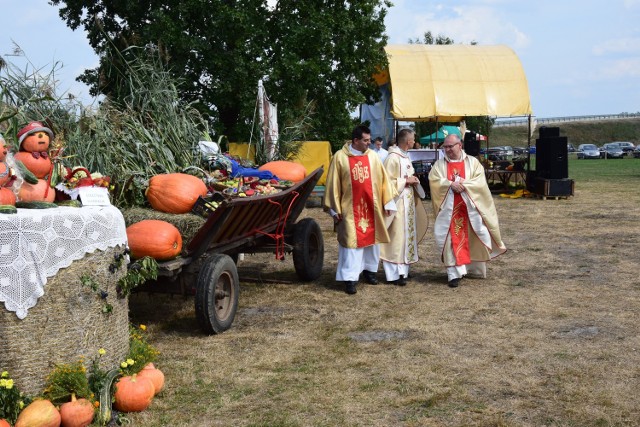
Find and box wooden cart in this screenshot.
[143,167,324,334]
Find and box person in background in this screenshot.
[324,125,397,295]
[371,136,388,163]
[379,129,429,285]
[428,134,506,288]
[413,141,422,149]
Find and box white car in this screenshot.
[577,144,600,159]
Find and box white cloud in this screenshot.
[592,38,640,55]
[387,3,530,48]
[598,58,640,78]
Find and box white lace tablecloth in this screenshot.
[0,205,128,319]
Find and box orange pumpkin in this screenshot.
[113,374,155,413]
[137,363,165,395]
[0,188,16,206]
[0,419,10,427]
[14,151,52,179]
[126,219,183,260]
[145,173,207,214]
[20,129,51,153]
[59,394,94,427]
[18,179,56,202]
[15,399,61,427]
[258,160,306,182]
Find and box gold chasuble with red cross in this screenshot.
[324,143,396,249]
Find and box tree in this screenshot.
[50,0,391,147]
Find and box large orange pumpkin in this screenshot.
[0,419,10,427]
[18,179,56,202]
[59,394,94,427]
[14,152,52,179]
[137,363,165,395]
[0,188,16,206]
[113,374,155,413]
[145,173,207,214]
[15,399,61,427]
[258,161,306,182]
[126,220,183,260]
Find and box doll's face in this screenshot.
[0,140,8,161]
[21,131,51,152]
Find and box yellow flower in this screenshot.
[19,401,24,409]
[5,379,13,389]
[1,371,7,378]
[139,324,147,331]
[0,379,6,388]
[98,348,106,356]
[120,362,128,369]
[126,359,135,366]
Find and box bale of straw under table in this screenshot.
[0,246,129,396]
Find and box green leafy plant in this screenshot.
[87,349,109,399]
[43,360,93,406]
[119,325,160,377]
[80,275,113,314]
[0,370,29,424]
[117,256,158,298]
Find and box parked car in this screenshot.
[567,143,577,152]
[610,141,635,154]
[599,143,625,159]
[486,146,514,161]
[577,144,600,159]
[633,145,640,159]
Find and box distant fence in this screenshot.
[494,113,640,127]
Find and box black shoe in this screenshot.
[345,281,357,294]
[362,270,379,285]
[397,275,407,286]
[448,278,460,288]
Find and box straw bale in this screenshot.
[121,207,205,252]
[0,246,129,396]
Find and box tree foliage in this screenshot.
[50,0,391,147]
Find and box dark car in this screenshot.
[486,146,514,161]
[633,146,640,159]
[611,141,635,154]
[600,143,624,159]
[567,143,577,152]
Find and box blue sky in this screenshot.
[2,0,640,118]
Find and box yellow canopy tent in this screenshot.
[377,44,533,121]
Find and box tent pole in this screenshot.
[526,114,532,190]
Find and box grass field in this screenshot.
[124,155,640,427]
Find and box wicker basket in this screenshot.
[0,246,130,396]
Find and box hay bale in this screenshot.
[0,246,129,396]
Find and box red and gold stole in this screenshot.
[447,161,470,265]
[349,155,375,247]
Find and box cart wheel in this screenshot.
[195,254,239,334]
[292,218,324,281]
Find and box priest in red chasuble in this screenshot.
[324,125,397,295]
[428,134,506,288]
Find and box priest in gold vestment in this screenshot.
[324,125,396,295]
[428,134,506,288]
[379,129,429,285]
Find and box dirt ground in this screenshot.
[128,180,640,426]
